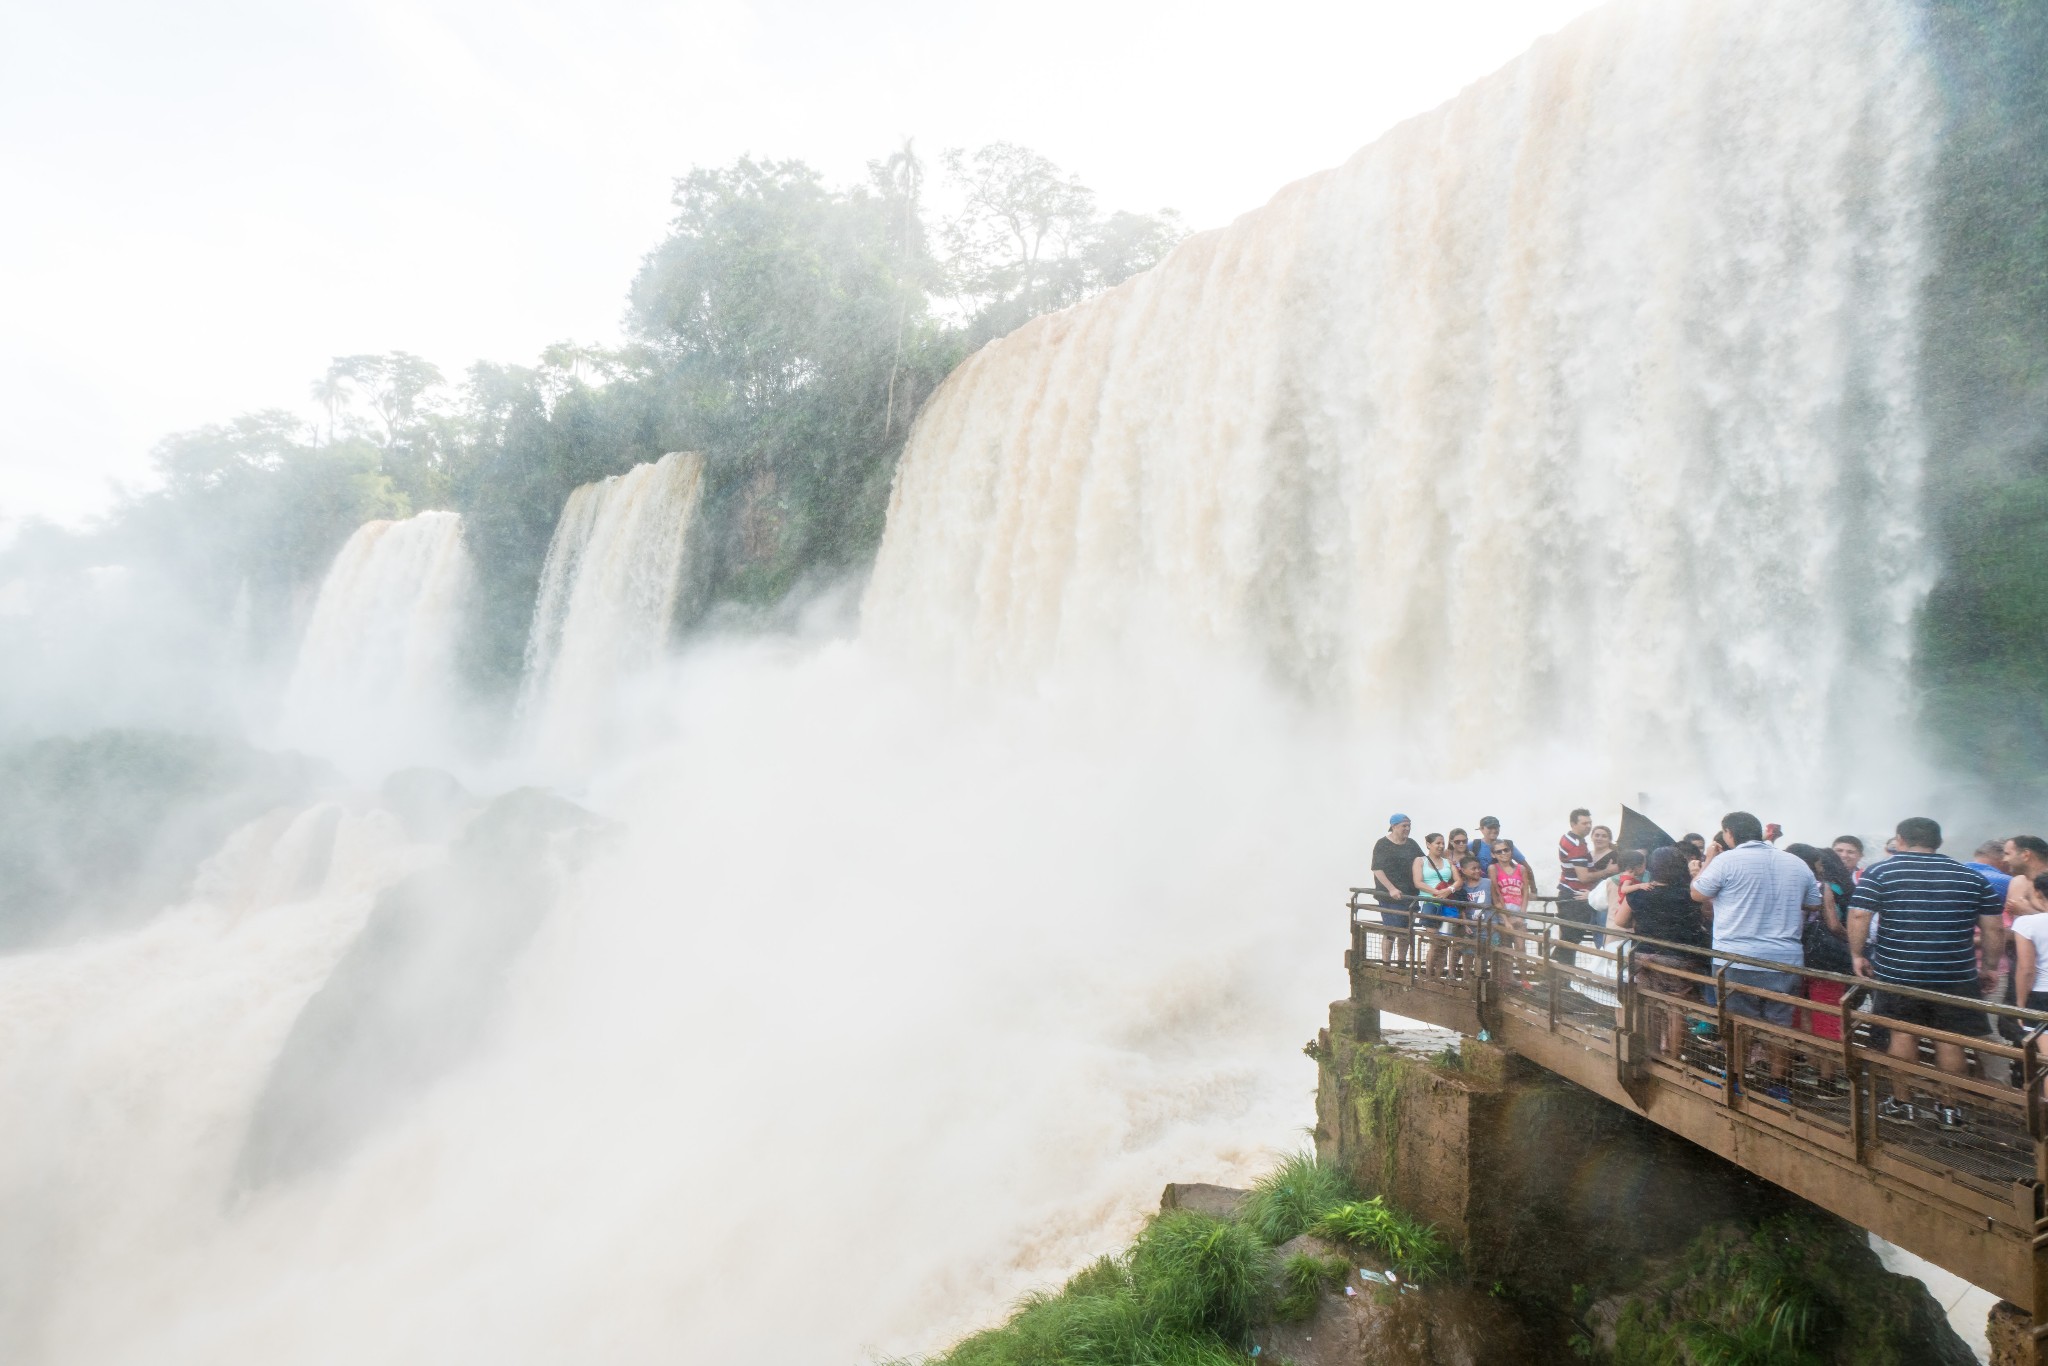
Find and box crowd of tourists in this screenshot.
[1366,809,2048,1124]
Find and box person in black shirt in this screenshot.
[1371,814,1424,968]
[1612,846,1709,1058]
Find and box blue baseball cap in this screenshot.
[1388,813,1410,827]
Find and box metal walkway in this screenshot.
[1345,892,2048,1325]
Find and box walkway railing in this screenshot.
[1346,887,2048,1317]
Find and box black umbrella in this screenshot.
[1616,804,1678,852]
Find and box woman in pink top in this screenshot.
[1490,840,1535,981]
[1489,841,1528,911]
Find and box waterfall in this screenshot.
[0,5,1974,1364]
[276,511,471,773]
[518,451,706,768]
[865,0,1936,803]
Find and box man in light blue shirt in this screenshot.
[1691,810,1820,1052]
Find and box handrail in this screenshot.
[1350,887,2048,1026]
[1347,880,2048,1314]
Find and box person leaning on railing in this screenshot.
[1609,846,1711,1058]
[1415,832,1459,977]
[1451,853,1491,944]
[1846,816,2006,1123]
[1786,842,1857,1090]
[1690,811,1818,1089]
[1370,814,1424,969]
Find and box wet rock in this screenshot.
[1988,1299,2033,1366]
[1584,1216,1977,1366]
[377,767,473,842]
[1158,1183,1249,1220]
[1250,1270,1543,1366]
[236,788,607,1189]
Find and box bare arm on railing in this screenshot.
[1848,904,1874,979]
[1373,866,1401,903]
[1978,914,2006,992]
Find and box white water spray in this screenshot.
[519,451,706,770]
[0,2,1956,1363]
[276,512,472,773]
[866,0,1936,807]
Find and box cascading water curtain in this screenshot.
[865,0,1934,807]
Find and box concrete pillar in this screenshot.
[1310,1001,1828,1303]
[1988,1301,2041,1366]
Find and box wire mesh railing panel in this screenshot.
[1345,889,2048,1219]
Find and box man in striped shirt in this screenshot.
[1848,817,2006,1104]
[1555,808,1597,966]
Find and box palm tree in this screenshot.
[310,367,351,444]
[882,138,924,437]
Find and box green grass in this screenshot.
[915,1212,1265,1366]
[1128,1211,1271,1340]
[914,1156,1456,1365]
[1314,1198,1451,1281]
[932,1284,1245,1366]
[1603,1214,1957,1366]
[1275,1251,1350,1321]
[1237,1151,1356,1244]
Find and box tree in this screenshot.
[122,411,405,646]
[314,352,452,508]
[876,139,932,437]
[939,143,1186,344]
[941,142,1097,331]
[623,154,952,607]
[1084,208,1188,293]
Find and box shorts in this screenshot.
[1722,967,1802,1029]
[1377,903,1411,929]
[1872,987,1990,1040]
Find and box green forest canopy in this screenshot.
[5,142,1184,696]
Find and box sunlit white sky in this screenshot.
[1,0,1596,529]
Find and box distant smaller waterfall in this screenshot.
[276,511,472,773]
[519,452,706,768]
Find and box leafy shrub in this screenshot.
[1129,1210,1271,1340]
[1314,1198,1450,1281]
[1237,1151,1355,1245]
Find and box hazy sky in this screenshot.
[1,0,1594,529]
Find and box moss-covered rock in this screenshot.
[1589,1214,1975,1366]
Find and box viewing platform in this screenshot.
[1331,894,2048,1363]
